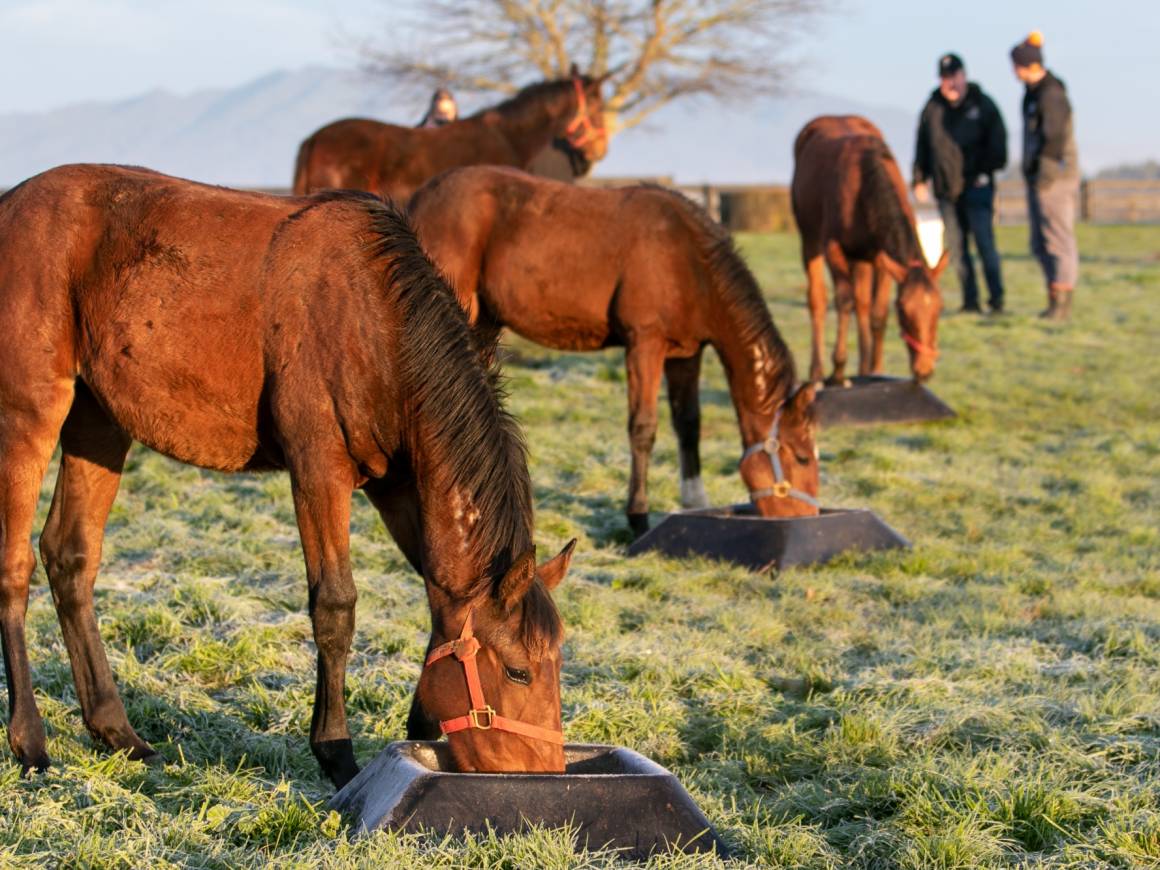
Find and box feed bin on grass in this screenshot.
[329,741,729,860]
[814,375,955,427]
[628,504,909,572]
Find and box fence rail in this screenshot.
[5,178,1159,229]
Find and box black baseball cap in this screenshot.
[938,53,964,77]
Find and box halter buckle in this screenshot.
[772,481,792,498]
[469,706,496,730]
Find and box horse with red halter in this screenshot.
[792,115,948,384]
[0,164,575,788]
[293,70,609,202]
[408,166,820,537]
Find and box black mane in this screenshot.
[859,144,921,264]
[362,201,560,650]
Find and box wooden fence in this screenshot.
[5,178,1159,229]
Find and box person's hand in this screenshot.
[913,182,931,204]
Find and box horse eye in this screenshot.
[504,665,531,686]
[795,453,812,466]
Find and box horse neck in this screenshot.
[488,88,572,165]
[407,412,530,606]
[864,151,923,266]
[710,307,795,448]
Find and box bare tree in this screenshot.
[358,0,831,134]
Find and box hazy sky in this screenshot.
[0,0,1154,170]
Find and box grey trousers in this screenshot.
[1026,179,1079,288]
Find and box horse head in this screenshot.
[561,64,610,163]
[878,250,948,382]
[417,540,576,773]
[740,383,820,518]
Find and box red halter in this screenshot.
[424,610,564,746]
[901,329,939,358]
[563,77,603,149]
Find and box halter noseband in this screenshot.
[564,77,603,149]
[424,609,563,746]
[740,406,819,509]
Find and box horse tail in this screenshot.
[292,136,314,195]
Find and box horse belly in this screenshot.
[79,289,267,472]
[482,252,617,351]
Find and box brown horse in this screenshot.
[0,164,575,788]
[293,72,609,201]
[791,115,948,384]
[409,166,820,537]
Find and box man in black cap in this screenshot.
[1012,31,1080,321]
[913,53,1008,313]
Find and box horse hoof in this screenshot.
[627,513,650,537]
[20,754,51,777]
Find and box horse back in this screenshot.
[295,117,521,201]
[0,165,396,472]
[792,116,907,262]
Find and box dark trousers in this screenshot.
[937,183,1004,310]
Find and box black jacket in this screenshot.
[1021,71,1079,186]
[913,83,1007,201]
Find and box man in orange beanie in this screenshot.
[1012,31,1080,321]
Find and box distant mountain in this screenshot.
[0,66,919,189]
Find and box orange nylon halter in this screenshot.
[563,77,603,149]
[424,610,564,745]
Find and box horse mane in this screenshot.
[642,185,798,406]
[361,200,560,650]
[474,77,575,124]
[859,143,920,264]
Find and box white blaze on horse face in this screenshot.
[680,476,710,510]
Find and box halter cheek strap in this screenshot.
[740,407,820,509]
[424,610,563,746]
[564,77,603,149]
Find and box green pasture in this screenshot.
[0,225,1157,868]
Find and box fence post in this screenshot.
[1080,180,1090,222]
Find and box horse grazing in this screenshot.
[409,166,820,537]
[293,71,609,201]
[791,115,948,384]
[0,165,575,788]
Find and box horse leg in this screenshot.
[361,479,439,740]
[829,271,853,386]
[0,377,73,773]
[665,352,708,509]
[290,463,359,789]
[624,337,666,537]
[40,387,154,760]
[805,255,828,384]
[853,261,874,376]
[870,267,892,374]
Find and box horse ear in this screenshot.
[538,539,576,590]
[790,382,817,412]
[875,251,908,283]
[569,62,580,78]
[498,550,537,612]
[932,249,951,278]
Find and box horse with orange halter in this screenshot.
[792,115,948,384]
[408,166,820,537]
[0,164,575,788]
[293,68,609,202]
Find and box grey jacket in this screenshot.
[1021,71,1079,187]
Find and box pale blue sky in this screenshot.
[0,0,1155,170]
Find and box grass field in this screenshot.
[1,224,1157,868]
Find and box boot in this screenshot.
[1050,289,1073,322]
[1038,288,1058,319]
